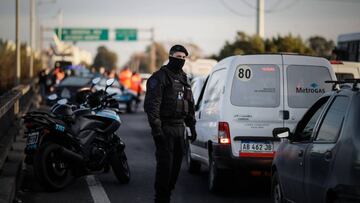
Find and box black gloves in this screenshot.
[189,126,197,142]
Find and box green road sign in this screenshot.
[115,29,137,41]
[54,28,109,41]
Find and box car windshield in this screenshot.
[59,77,91,86]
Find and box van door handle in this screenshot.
[280,110,290,120]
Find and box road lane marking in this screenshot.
[86,175,111,203]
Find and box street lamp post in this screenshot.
[149,27,156,73]
[30,0,35,78]
[16,0,21,85]
[256,0,265,38]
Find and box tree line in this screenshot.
[211,31,335,61]
[84,31,337,74]
[0,39,42,94]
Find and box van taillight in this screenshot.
[330,60,343,65]
[218,122,231,144]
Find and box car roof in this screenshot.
[321,80,360,98]
[59,76,92,87]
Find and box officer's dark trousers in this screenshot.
[153,124,185,203]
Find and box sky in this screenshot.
[0,0,360,66]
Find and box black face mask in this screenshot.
[167,56,185,73]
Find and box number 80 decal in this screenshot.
[236,65,252,81]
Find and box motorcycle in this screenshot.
[23,78,130,191]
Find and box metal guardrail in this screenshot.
[0,81,36,170]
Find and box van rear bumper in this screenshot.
[212,143,273,171]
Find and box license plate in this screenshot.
[241,141,274,153]
[26,132,39,147]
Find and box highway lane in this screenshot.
[19,111,271,203]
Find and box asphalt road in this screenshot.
[19,111,271,203]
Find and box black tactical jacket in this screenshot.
[144,66,196,135]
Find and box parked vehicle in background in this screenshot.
[140,73,151,93]
[330,60,360,80]
[272,79,360,203]
[54,76,94,104]
[190,76,208,104]
[185,54,336,192]
[183,59,217,79]
[95,78,139,113]
[334,32,360,62]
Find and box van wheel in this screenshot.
[271,171,284,203]
[186,140,201,174]
[208,156,223,193]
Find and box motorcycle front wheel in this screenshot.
[111,150,130,184]
[34,142,74,191]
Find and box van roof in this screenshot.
[213,54,329,72]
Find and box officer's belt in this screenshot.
[161,119,184,125]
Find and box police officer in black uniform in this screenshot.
[144,45,197,203]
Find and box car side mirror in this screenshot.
[273,127,291,139]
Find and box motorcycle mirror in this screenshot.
[106,78,115,87]
[48,94,58,101]
[92,77,101,85]
[57,98,68,105]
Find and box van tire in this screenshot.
[186,141,201,174]
[208,156,223,193]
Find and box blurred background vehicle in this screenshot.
[140,73,151,93]
[183,59,217,80]
[330,60,360,80]
[95,77,139,113]
[54,76,94,105]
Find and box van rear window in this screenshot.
[287,65,332,108]
[230,64,280,107]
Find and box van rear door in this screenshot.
[227,55,284,158]
[282,55,335,130]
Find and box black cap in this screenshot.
[169,44,188,56]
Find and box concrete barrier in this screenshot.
[0,81,36,203]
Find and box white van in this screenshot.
[186,54,336,192]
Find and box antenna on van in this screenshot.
[325,80,347,91]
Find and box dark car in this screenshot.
[271,80,360,203]
[95,78,139,113]
[55,76,93,104]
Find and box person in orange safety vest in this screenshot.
[119,67,132,89]
[130,71,142,96]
